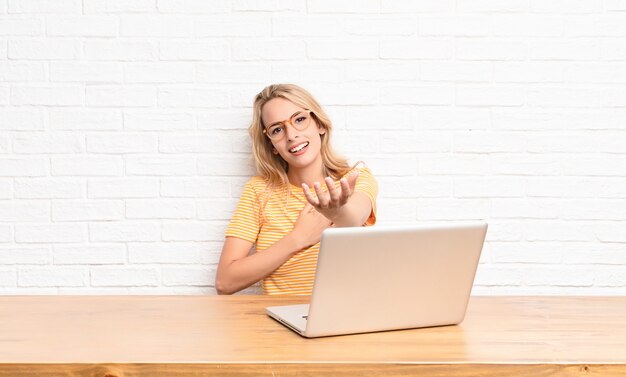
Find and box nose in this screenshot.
[284,122,299,141]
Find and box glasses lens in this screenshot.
[266,124,284,140]
[291,112,310,130]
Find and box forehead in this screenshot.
[261,98,304,126]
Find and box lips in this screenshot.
[289,142,309,154]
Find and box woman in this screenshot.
[215,84,378,295]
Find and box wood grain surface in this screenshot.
[1,295,625,376]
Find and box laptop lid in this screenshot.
[302,222,488,337]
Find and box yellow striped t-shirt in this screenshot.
[224,167,378,295]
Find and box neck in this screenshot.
[287,158,325,188]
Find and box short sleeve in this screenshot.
[224,178,263,243]
[353,167,378,226]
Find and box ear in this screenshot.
[272,148,279,155]
[318,126,326,135]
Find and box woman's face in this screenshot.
[261,97,326,171]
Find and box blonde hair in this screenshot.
[249,84,352,187]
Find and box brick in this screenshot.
[50,109,122,131]
[0,158,46,177]
[46,16,118,36]
[0,18,41,36]
[493,15,564,37]
[380,131,450,153]
[419,15,489,36]
[526,132,598,153]
[595,266,626,287]
[530,39,601,60]
[158,133,231,153]
[233,39,306,61]
[564,15,626,37]
[0,201,49,222]
[15,224,85,243]
[0,247,49,265]
[491,110,561,131]
[12,132,84,154]
[120,15,194,37]
[125,156,196,176]
[53,244,126,265]
[198,155,253,176]
[418,108,490,130]
[162,221,225,241]
[157,0,229,13]
[197,199,238,220]
[594,222,626,242]
[380,85,453,105]
[8,0,81,13]
[562,200,626,221]
[381,38,454,59]
[50,62,122,83]
[8,38,78,59]
[129,242,221,264]
[562,156,626,176]
[272,16,342,37]
[52,200,124,221]
[125,199,196,219]
[308,39,378,60]
[416,199,489,220]
[162,267,215,286]
[420,61,491,82]
[491,198,560,219]
[84,39,157,61]
[0,180,11,199]
[454,177,525,198]
[488,242,562,264]
[457,0,528,12]
[159,40,228,61]
[19,267,85,287]
[88,178,160,198]
[14,178,84,199]
[419,154,489,175]
[563,62,626,83]
[494,62,563,83]
[124,111,196,131]
[601,39,626,60]
[491,154,561,175]
[11,85,83,106]
[160,177,231,198]
[531,0,602,13]
[51,156,123,176]
[197,63,270,83]
[453,131,524,153]
[524,222,596,242]
[157,87,229,108]
[123,62,195,83]
[89,222,160,242]
[0,62,46,81]
[456,86,525,107]
[456,39,526,61]
[474,266,523,286]
[525,177,598,198]
[91,267,160,287]
[86,133,158,153]
[198,15,271,37]
[271,63,342,83]
[0,109,44,131]
[524,267,594,287]
[232,0,304,12]
[381,0,453,13]
[83,0,156,13]
[86,86,156,107]
[375,198,417,222]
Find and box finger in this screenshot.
[301,183,319,207]
[313,182,329,208]
[338,177,351,205]
[325,177,340,205]
[347,169,360,191]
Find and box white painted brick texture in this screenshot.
[0,2,625,295]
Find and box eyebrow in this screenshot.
[268,111,303,128]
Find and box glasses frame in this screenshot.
[263,110,315,141]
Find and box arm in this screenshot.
[215,203,332,295]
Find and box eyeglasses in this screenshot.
[263,110,314,141]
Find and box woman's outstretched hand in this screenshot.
[301,170,359,222]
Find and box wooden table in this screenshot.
[1,295,625,376]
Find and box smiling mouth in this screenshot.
[289,142,309,153]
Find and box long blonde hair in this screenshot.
[249,84,352,187]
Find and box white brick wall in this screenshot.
[1,1,625,295]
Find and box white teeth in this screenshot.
[290,142,308,153]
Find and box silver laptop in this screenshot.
[266,222,488,338]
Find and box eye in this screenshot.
[293,115,307,124]
[270,126,283,135]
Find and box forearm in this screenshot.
[216,234,303,295]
